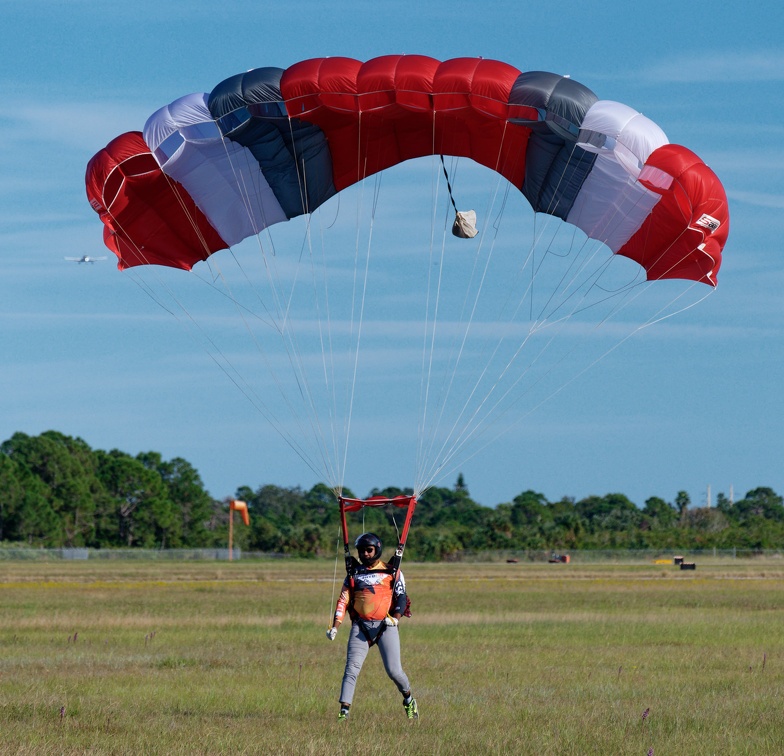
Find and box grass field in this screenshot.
[1,557,783,755]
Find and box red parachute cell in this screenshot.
[623,144,729,285]
[85,131,227,270]
[279,56,530,194]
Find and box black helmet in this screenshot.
[355,532,382,565]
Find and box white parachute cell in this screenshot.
[567,100,670,253]
[143,93,287,246]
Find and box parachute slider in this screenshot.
[338,495,417,582]
[339,494,416,512]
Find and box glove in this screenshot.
[384,615,399,627]
[326,627,338,641]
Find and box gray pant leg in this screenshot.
[339,622,370,705]
[376,624,410,695]
[339,622,411,704]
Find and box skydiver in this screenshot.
[326,532,418,722]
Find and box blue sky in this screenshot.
[1,0,781,509]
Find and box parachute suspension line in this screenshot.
[310,119,386,491]
[216,131,271,239]
[415,124,448,490]
[297,168,349,490]
[637,282,714,328]
[520,139,641,334]
[630,176,711,286]
[339,166,382,489]
[424,125,536,470]
[122,265,325,480]
[313,197,343,485]
[102,194,308,456]
[420,147,709,491]
[201,127,344,488]
[415,183,556,487]
[496,138,639,336]
[420,124,556,470]
[390,510,402,556]
[418,185,507,485]
[415,150,450,493]
[211,198,339,487]
[447,256,646,469]
[416,125,552,482]
[253,119,381,490]
[433,280,717,488]
[287,114,313,226]
[328,521,343,627]
[416,137,619,490]
[265,116,341,486]
[525,141,607,327]
[193,252,279,331]
[158,172,214,259]
[284,191,346,489]
[312,193,342,490]
[238,238,341,486]
[416,151,483,492]
[533,138,693,324]
[415,154,479,489]
[433,161,636,469]
[416,155,481,483]
[416,151,520,492]
[336,112,372,490]
[104,189,295,439]
[208,136,290,329]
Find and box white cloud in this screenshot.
[641,51,784,84]
[3,98,155,153]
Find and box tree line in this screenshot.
[1,431,783,557]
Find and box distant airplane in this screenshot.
[65,255,107,264]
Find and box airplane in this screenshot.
[65,255,107,264]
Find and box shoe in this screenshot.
[404,698,418,720]
[338,708,349,721]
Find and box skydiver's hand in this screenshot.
[326,627,338,641]
[384,614,399,627]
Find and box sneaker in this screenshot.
[338,708,349,722]
[404,698,418,720]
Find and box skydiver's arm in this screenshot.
[333,580,351,627]
[391,571,407,618]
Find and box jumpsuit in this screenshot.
[332,559,410,705]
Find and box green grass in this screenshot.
[1,559,783,754]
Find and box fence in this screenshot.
[0,548,290,561]
[0,547,782,562]
[445,548,784,563]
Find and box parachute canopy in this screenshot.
[84,56,730,496]
[86,55,728,285]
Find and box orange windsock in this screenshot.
[230,500,250,526]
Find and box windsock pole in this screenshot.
[228,500,250,561]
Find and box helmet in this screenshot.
[354,532,383,565]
